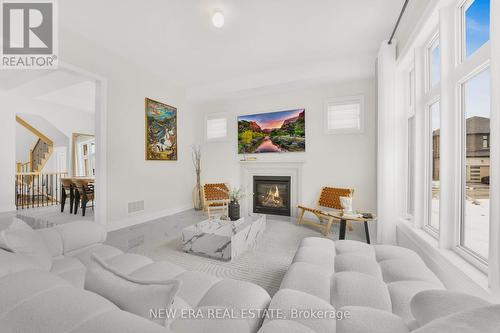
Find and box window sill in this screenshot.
[397,219,493,298]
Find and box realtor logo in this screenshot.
[1,0,58,69]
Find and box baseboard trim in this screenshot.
[106,204,194,232]
[0,206,16,214]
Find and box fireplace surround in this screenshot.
[253,176,291,216]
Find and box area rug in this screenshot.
[135,219,364,296]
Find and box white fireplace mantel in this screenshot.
[239,160,304,217]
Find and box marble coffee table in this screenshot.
[182,215,266,261]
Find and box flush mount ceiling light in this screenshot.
[212,10,224,28]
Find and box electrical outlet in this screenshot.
[128,200,144,214]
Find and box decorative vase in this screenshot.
[229,201,240,221]
[193,184,203,210]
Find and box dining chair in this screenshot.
[60,179,74,213]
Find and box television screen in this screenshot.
[238,109,305,154]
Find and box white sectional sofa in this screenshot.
[0,220,270,333]
[1,220,499,333]
[258,237,500,333]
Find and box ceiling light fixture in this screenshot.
[212,10,224,28]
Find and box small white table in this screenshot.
[182,215,266,261]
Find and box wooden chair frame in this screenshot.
[203,183,230,219]
[297,187,354,235]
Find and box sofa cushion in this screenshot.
[170,307,251,333]
[412,304,500,333]
[331,271,392,312]
[334,240,375,259]
[264,289,336,333]
[379,258,443,286]
[336,306,410,333]
[411,290,491,328]
[174,271,220,307]
[0,219,52,270]
[85,254,181,326]
[71,244,123,266]
[280,262,331,302]
[51,256,86,288]
[334,253,383,279]
[70,310,168,333]
[198,279,271,333]
[54,221,106,254]
[258,320,317,333]
[293,246,335,271]
[0,249,39,279]
[374,245,423,262]
[37,227,64,257]
[388,281,444,327]
[105,253,154,274]
[0,272,116,333]
[129,261,186,280]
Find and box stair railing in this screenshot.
[15,171,68,209]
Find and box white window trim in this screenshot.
[205,113,228,142]
[324,95,365,134]
[426,31,441,93]
[405,65,416,221]
[424,97,441,238]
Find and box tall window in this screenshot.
[428,36,440,88]
[428,101,440,232]
[460,68,491,260]
[463,0,490,58]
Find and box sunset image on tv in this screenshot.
[238,109,305,154]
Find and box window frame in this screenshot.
[205,113,229,142]
[456,64,491,269]
[425,98,441,238]
[324,95,365,134]
[426,32,441,92]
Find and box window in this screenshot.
[462,0,490,59]
[325,96,364,134]
[427,101,441,232]
[460,68,491,261]
[206,116,227,141]
[482,135,489,148]
[427,36,440,89]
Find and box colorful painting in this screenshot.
[145,98,177,160]
[238,109,305,154]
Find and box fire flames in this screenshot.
[261,185,284,207]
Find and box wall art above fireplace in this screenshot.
[238,109,305,154]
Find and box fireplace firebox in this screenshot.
[253,176,291,216]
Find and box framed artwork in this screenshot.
[145,98,177,160]
[238,109,305,154]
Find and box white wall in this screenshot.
[58,29,196,226]
[15,122,38,163]
[0,92,16,212]
[193,79,376,238]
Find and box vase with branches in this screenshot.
[192,145,203,210]
[218,186,247,221]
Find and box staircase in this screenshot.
[15,116,66,209]
[16,115,54,172]
[31,139,53,172]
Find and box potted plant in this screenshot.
[226,187,247,221]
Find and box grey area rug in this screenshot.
[135,219,366,296]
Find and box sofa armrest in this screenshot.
[38,221,106,255]
[410,290,490,327]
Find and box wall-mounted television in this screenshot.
[238,109,305,154]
